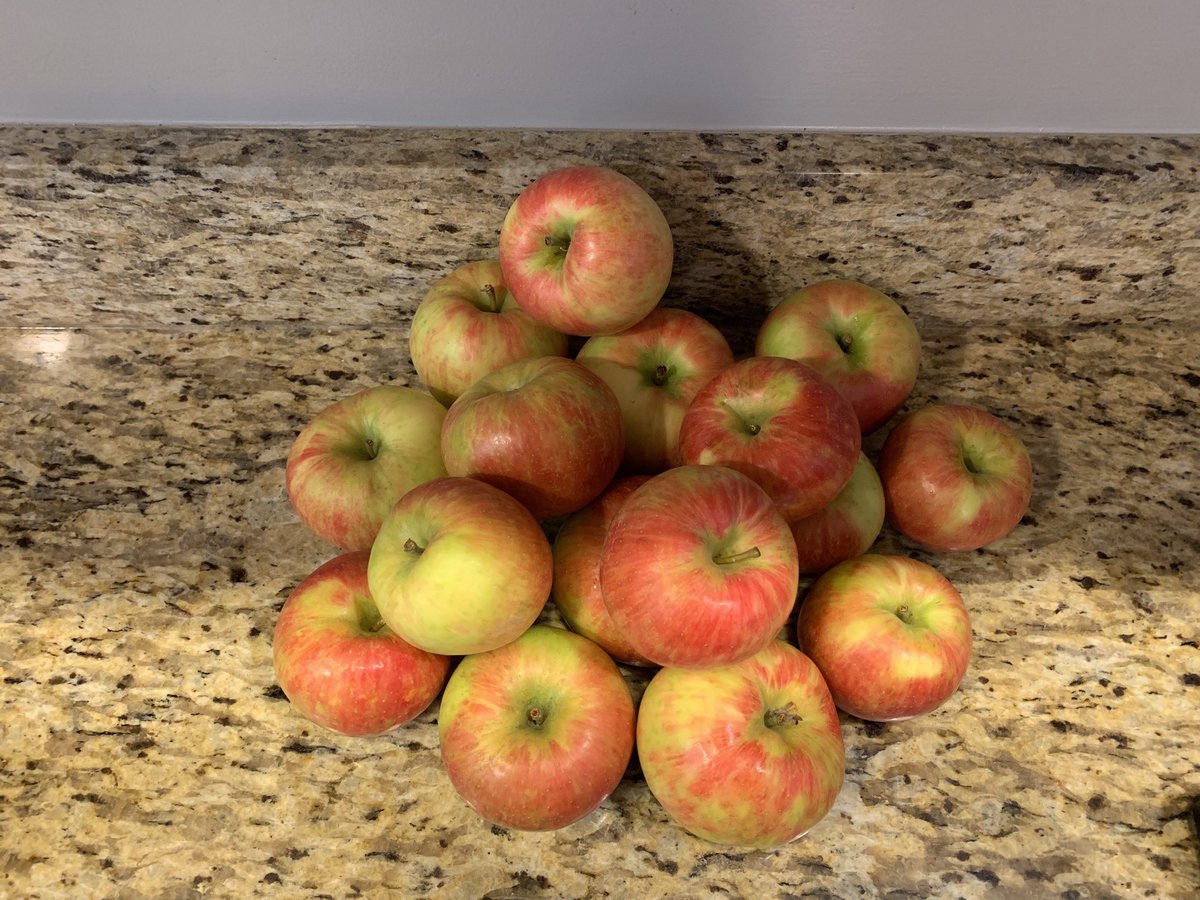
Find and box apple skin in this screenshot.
[286,384,448,550]
[576,308,735,473]
[440,356,624,520]
[552,476,654,667]
[755,279,921,434]
[410,258,568,406]
[438,625,636,831]
[498,165,673,336]
[796,554,972,721]
[678,356,861,520]
[272,551,450,737]
[637,640,845,849]
[600,465,799,669]
[878,403,1034,552]
[789,452,885,575]
[367,477,551,656]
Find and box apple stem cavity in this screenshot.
[712,546,761,566]
[837,333,854,353]
[403,538,425,556]
[764,702,803,728]
[543,234,571,256]
[481,282,503,313]
[653,364,669,387]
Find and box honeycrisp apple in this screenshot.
[637,640,845,849]
[498,165,674,336]
[789,452,885,575]
[679,356,861,520]
[439,625,636,831]
[440,356,623,520]
[272,551,450,737]
[600,465,799,668]
[576,307,734,473]
[286,384,448,550]
[756,279,921,433]
[367,477,551,656]
[552,476,653,667]
[409,258,567,406]
[878,403,1034,552]
[797,554,972,721]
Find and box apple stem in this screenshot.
[765,702,803,728]
[363,437,379,459]
[712,546,761,566]
[838,333,854,352]
[526,707,544,727]
[481,283,503,313]
[543,234,570,255]
[653,364,669,387]
[896,604,912,623]
[403,538,424,556]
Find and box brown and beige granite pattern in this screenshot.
[1,128,1197,898]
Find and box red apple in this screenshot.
[600,465,799,668]
[272,551,450,737]
[440,356,623,520]
[498,165,673,336]
[678,356,861,520]
[797,554,972,721]
[878,403,1034,552]
[755,279,921,433]
[286,384,448,550]
[789,452,885,575]
[367,477,551,655]
[637,640,844,848]
[409,258,568,406]
[576,308,734,473]
[552,476,654,667]
[438,625,636,831]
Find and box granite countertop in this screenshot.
[1,127,1197,899]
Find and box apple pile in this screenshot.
[273,165,1034,849]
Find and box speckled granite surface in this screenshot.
[1,128,1197,899]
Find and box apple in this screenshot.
[755,279,921,434]
[678,356,861,520]
[440,356,624,520]
[552,476,654,667]
[576,308,734,473]
[797,554,972,721]
[878,403,1034,552]
[272,551,450,737]
[367,476,551,656]
[498,165,674,336]
[600,465,799,668]
[409,258,568,406]
[789,452,885,575]
[637,640,844,848]
[438,625,636,831]
[286,384,448,550]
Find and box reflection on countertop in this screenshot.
[1,127,1197,898]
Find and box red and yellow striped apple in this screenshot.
[285,384,447,550]
[878,403,1033,552]
[797,554,972,721]
[788,452,885,575]
[756,279,921,434]
[576,307,734,473]
[679,356,861,520]
[637,640,845,848]
[440,356,623,520]
[438,625,635,831]
[600,465,799,668]
[409,258,567,406]
[552,476,653,667]
[498,165,673,336]
[367,477,551,655]
[272,551,450,737]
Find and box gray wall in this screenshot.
[2,0,1197,131]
